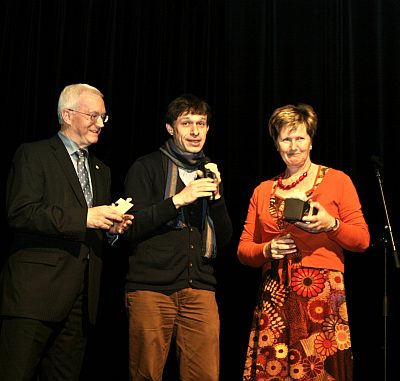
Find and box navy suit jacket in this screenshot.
[0,134,112,324]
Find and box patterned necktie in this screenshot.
[76,149,93,207]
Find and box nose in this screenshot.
[95,116,105,127]
[289,139,298,150]
[191,124,200,136]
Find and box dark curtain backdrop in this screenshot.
[2,1,400,380]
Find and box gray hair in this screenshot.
[57,83,104,125]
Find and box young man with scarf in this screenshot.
[123,93,232,381]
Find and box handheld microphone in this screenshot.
[199,156,216,200]
[200,157,214,179]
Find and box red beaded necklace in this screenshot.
[277,163,312,190]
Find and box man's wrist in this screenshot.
[172,195,183,209]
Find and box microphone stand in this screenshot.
[374,165,400,267]
[373,165,400,381]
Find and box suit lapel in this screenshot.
[49,135,88,208]
[88,159,99,206]
[88,155,108,206]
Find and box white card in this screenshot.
[112,197,134,214]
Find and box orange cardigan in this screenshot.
[237,167,370,273]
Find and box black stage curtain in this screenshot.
[2,1,400,380]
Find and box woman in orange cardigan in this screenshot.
[237,103,369,381]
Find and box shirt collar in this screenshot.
[58,131,89,157]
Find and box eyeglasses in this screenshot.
[67,109,109,124]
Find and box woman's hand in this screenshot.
[263,233,297,260]
[295,201,337,233]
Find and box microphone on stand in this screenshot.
[371,155,384,174]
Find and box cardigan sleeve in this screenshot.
[237,183,270,268]
[324,171,370,252]
[123,154,179,242]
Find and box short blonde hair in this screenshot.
[268,103,317,143]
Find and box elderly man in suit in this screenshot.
[0,83,133,381]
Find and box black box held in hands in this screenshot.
[283,198,316,222]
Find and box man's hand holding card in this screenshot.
[109,197,134,234]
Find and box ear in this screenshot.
[166,123,174,136]
[62,109,72,124]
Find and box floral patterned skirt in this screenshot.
[243,265,352,380]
